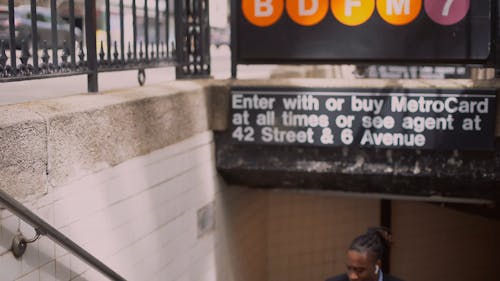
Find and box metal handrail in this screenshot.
[0,188,126,281]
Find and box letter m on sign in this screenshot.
[386,0,410,15]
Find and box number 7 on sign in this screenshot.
[442,0,454,16]
[424,0,469,26]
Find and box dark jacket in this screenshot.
[325,273,404,281]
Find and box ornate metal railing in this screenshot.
[0,0,210,92]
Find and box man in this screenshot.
[326,227,404,281]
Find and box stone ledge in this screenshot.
[0,107,47,199]
[0,80,222,200]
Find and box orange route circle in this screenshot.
[242,0,285,27]
[287,0,329,26]
[331,0,375,26]
[376,0,422,25]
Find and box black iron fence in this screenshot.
[0,0,210,92]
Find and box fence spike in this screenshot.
[40,41,50,73]
[62,41,70,63]
[127,42,132,61]
[0,40,7,67]
[0,40,6,76]
[171,42,176,59]
[41,41,50,64]
[139,41,144,60]
[17,40,32,75]
[19,40,31,66]
[113,41,119,63]
[99,41,105,62]
[78,41,85,66]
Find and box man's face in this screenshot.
[345,250,378,281]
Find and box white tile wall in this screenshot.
[2,249,23,280]
[16,270,38,281]
[54,255,70,281]
[39,261,55,281]
[0,131,221,281]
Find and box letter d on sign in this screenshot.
[287,0,328,26]
[243,0,285,27]
[299,0,318,16]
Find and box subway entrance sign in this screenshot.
[232,0,492,64]
[229,87,497,150]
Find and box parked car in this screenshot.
[0,5,82,49]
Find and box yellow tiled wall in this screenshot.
[267,191,380,281]
[391,201,500,281]
[216,184,269,281]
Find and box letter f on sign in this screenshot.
[299,0,319,16]
[345,0,361,16]
[255,0,273,17]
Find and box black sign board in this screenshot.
[233,0,492,64]
[230,87,497,150]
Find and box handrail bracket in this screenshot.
[11,228,42,258]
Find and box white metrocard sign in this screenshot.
[229,87,497,150]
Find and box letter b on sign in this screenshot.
[242,0,284,27]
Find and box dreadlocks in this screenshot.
[348,227,392,262]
